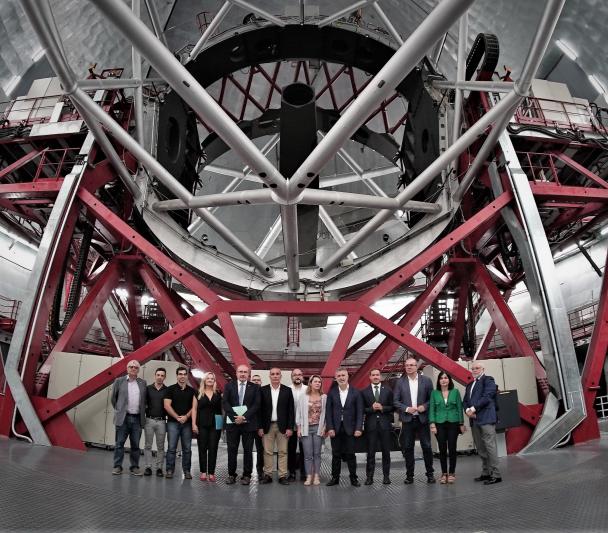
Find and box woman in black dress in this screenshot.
[192,372,222,481]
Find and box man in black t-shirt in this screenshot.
[163,366,196,479]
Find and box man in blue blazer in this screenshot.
[361,368,394,485]
[393,357,435,484]
[463,361,502,484]
[222,364,261,485]
[325,367,364,486]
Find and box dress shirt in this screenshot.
[339,385,349,407]
[270,385,280,422]
[468,373,484,414]
[127,378,140,414]
[408,375,418,416]
[238,380,246,405]
[291,384,305,404]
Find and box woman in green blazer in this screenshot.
[429,372,466,484]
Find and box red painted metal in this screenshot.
[97,310,123,359]
[447,277,470,360]
[359,192,513,306]
[572,248,608,443]
[138,262,227,387]
[204,321,267,370]
[0,149,44,182]
[529,182,608,202]
[124,268,145,350]
[217,312,249,368]
[321,312,360,389]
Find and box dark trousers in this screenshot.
[366,426,391,478]
[113,413,142,469]
[288,430,304,476]
[197,426,221,475]
[226,427,255,477]
[254,432,264,476]
[401,417,434,477]
[435,422,460,474]
[330,424,357,480]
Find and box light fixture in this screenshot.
[556,39,577,61]
[588,74,607,95]
[601,226,608,236]
[115,287,128,299]
[191,368,206,379]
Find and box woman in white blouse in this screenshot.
[296,375,327,485]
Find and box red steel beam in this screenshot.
[138,262,227,387]
[217,312,249,368]
[124,268,145,350]
[358,191,513,306]
[36,305,217,423]
[0,149,44,182]
[551,151,608,190]
[572,248,608,443]
[351,264,453,387]
[205,321,268,369]
[97,309,123,359]
[0,179,63,199]
[530,183,608,202]
[78,188,220,305]
[447,273,470,360]
[321,312,360,388]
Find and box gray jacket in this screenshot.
[111,376,147,426]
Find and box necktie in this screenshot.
[374,385,380,402]
[239,382,245,406]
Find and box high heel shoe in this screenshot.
[304,475,312,486]
[199,473,207,481]
[313,474,321,485]
[439,473,448,484]
[447,474,456,484]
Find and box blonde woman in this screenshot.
[192,372,222,482]
[296,375,326,485]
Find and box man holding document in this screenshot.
[223,364,261,485]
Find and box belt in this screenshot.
[147,416,166,421]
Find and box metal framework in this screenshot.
[0,0,606,457]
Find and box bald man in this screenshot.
[463,362,501,485]
[222,364,261,485]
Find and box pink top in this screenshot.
[308,397,322,425]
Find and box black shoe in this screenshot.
[165,471,173,479]
[279,477,290,486]
[260,475,273,484]
[143,467,152,476]
[427,475,436,484]
[474,474,491,482]
[383,476,391,485]
[156,469,164,477]
[226,475,237,485]
[484,477,502,485]
[326,478,340,486]
[241,476,251,485]
[364,477,373,485]
[404,477,414,485]
[288,473,296,482]
[184,472,192,480]
[350,477,361,487]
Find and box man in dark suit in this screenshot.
[393,357,435,484]
[258,367,295,485]
[222,364,261,485]
[463,361,502,485]
[111,359,147,476]
[325,367,364,487]
[361,368,394,485]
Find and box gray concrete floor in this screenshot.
[1,433,607,532]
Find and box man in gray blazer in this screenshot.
[393,357,435,484]
[111,359,147,475]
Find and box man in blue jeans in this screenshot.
[163,366,196,479]
[111,359,147,476]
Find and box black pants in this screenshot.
[401,418,434,477]
[366,426,391,478]
[254,432,264,475]
[197,426,221,474]
[330,424,357,480]
[226,427,254,477]
[288,430,304,476]
[435,422,460,474]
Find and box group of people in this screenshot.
[111,357,502,487]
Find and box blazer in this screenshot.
[295,392,327,437]
[259,384,295,434]
[111,376,147,426]
[325,385,363,436]
[393,373,433,424]
[222,380,261,432]
[463,374,498,426]
[361,383,394,431]
[195,391,222,428]
[428,389,464,424]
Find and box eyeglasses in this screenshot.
[127,365,139,369]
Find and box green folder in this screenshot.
[215,414,223,430]
[225,405,247,424]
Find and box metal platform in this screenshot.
[1,434,607,532]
